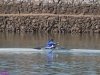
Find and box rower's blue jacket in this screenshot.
[46,41,56,48]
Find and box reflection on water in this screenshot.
[0,53,100,75]
[0,32,100,49]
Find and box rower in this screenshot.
[45,39,57,49]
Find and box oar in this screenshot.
[34,45,45,50]
[34,47,41,50]
[34,42,59,50]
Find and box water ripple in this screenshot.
[0,53,100,75]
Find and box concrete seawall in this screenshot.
[0,1,100,33]
[0,2,100,15]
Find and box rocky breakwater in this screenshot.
[0,15,100,33]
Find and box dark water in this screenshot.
[0,32,100,75]
[0,32,100,49]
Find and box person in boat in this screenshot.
[45,39,57,49]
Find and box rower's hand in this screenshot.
[56,42,59,45]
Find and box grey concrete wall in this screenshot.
[0,0,100,4]
[0,2,100,15]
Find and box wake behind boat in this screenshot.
[70,49,100,54]
[0,48,52,53]
[0,48,40,52]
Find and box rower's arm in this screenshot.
[53,42,59,46]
